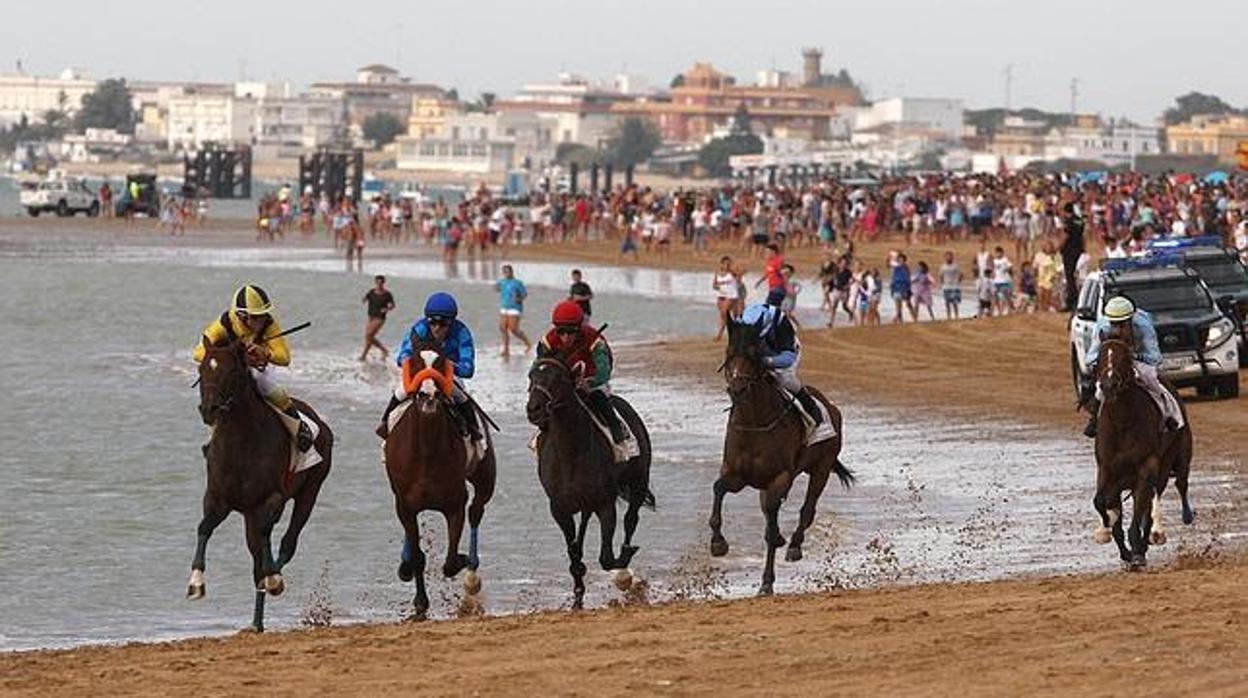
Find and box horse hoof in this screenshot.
[1093,527,1112,545]
[1150,530,1167,546]
[1129,555,1147,571]
[264,574,285,597]
[187,583,205,600]
[612,568,633,592]
[242,624,263,634]
[757,584,774,597]
[443,555,469,579]
[397,562,413,582]
[785,546,803,562]
[710,537,729,558]
[1182,509,1196,525]
[464,570,482,596]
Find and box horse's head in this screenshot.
[527,357,576,427]
[723,316,767,397]
[1097,338,1135,403]
[197,337,249,425]
[402,341,455,416]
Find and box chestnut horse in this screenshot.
[1091,339,1193,569]
[714,318,853,595]
[191,339,333,632]
[385,341,496,618]
[526,358,654,609]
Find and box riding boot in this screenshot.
[795,388,824,427]
[1083,397,1101,438]
[454,400,483,442]
[284,406,314,452]
[376,394,401,439]
[1164,416,1180,432]
[587,391,627,444]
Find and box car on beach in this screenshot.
[1149,236,1248,367]
[1071,258,1240,400]
[19,178,100,217]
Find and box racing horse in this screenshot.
[526,358,654,609]
[713,317,853,595]
[190,337,333,632]
[1091,338,1193,569]
[385,340,496,618]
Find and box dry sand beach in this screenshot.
[2,219,1244,696]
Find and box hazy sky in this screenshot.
[1,0,1243,122]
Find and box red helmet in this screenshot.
[551,300,584,327]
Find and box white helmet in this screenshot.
[1104,296,1135,323]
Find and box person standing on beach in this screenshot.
[1057,201,1085,311]
[360,275,395,361]
[939,250,963,319]
[568,269,594,319]
[496,264,532,357]
[889,252,914,324]
[754,244,785,300]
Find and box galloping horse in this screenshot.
[714,317,853,595]
[190,338,333,632]
[385,340,496,618]
[526,358,654,609]
[1091,338,1193,569]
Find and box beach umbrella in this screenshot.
[1203,171,1229,185]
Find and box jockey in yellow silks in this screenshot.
[193,284,312,452]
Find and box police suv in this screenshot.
[1150,236,1248,367]
[1070,254,1240,400]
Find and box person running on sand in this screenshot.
[360,275,395,361]
[568,269,594,319]
[496,264,532,358]
[712,255,738,341]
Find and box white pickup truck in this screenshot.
[19,179,100,217]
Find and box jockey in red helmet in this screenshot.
[535,301,626,443]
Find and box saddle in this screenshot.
[777,387,838,446]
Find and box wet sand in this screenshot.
[3,219,1245,694]
[2,554,1244,696]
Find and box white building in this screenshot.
[166,95,256,151]
[252,96,343,159]
[395,112,557,175]
[498,73,626,148]
[1045,119,1160,167]
[0,68,96,128]
[56,128,132,162]
[854,97,964,142]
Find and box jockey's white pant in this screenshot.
[770,355,803,394]
[1134,362,1184,429]
[250,366,292,410]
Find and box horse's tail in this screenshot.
[832,458,854,489]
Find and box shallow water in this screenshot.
[0,231,1240,652]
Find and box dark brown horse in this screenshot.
[526,358,654,609]
[385,341,496,618]
[190,339,333,632]
[1091,338,1193,569]
[713,318,853,595]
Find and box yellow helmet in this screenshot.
[233,285,274,316]
[1104,295,1135,323]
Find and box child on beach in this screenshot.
[976,268,994,318]
[712,255,738,341]
[912,260,936,321]
[1018,261,1038,313]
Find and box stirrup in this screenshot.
[296,423,314,453]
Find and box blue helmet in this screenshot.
[740,303,776,335]
[424,292,459,320]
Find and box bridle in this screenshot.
[528,358,572,419]
[199,343,249,421]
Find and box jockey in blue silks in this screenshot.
[377,291,480,440]
[740,299,823,427]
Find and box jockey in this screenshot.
[740,302,824,427]
[377,291,479,440]
[535,301,626,444]
[1081,295,1180,438]
[193,284,313,452]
